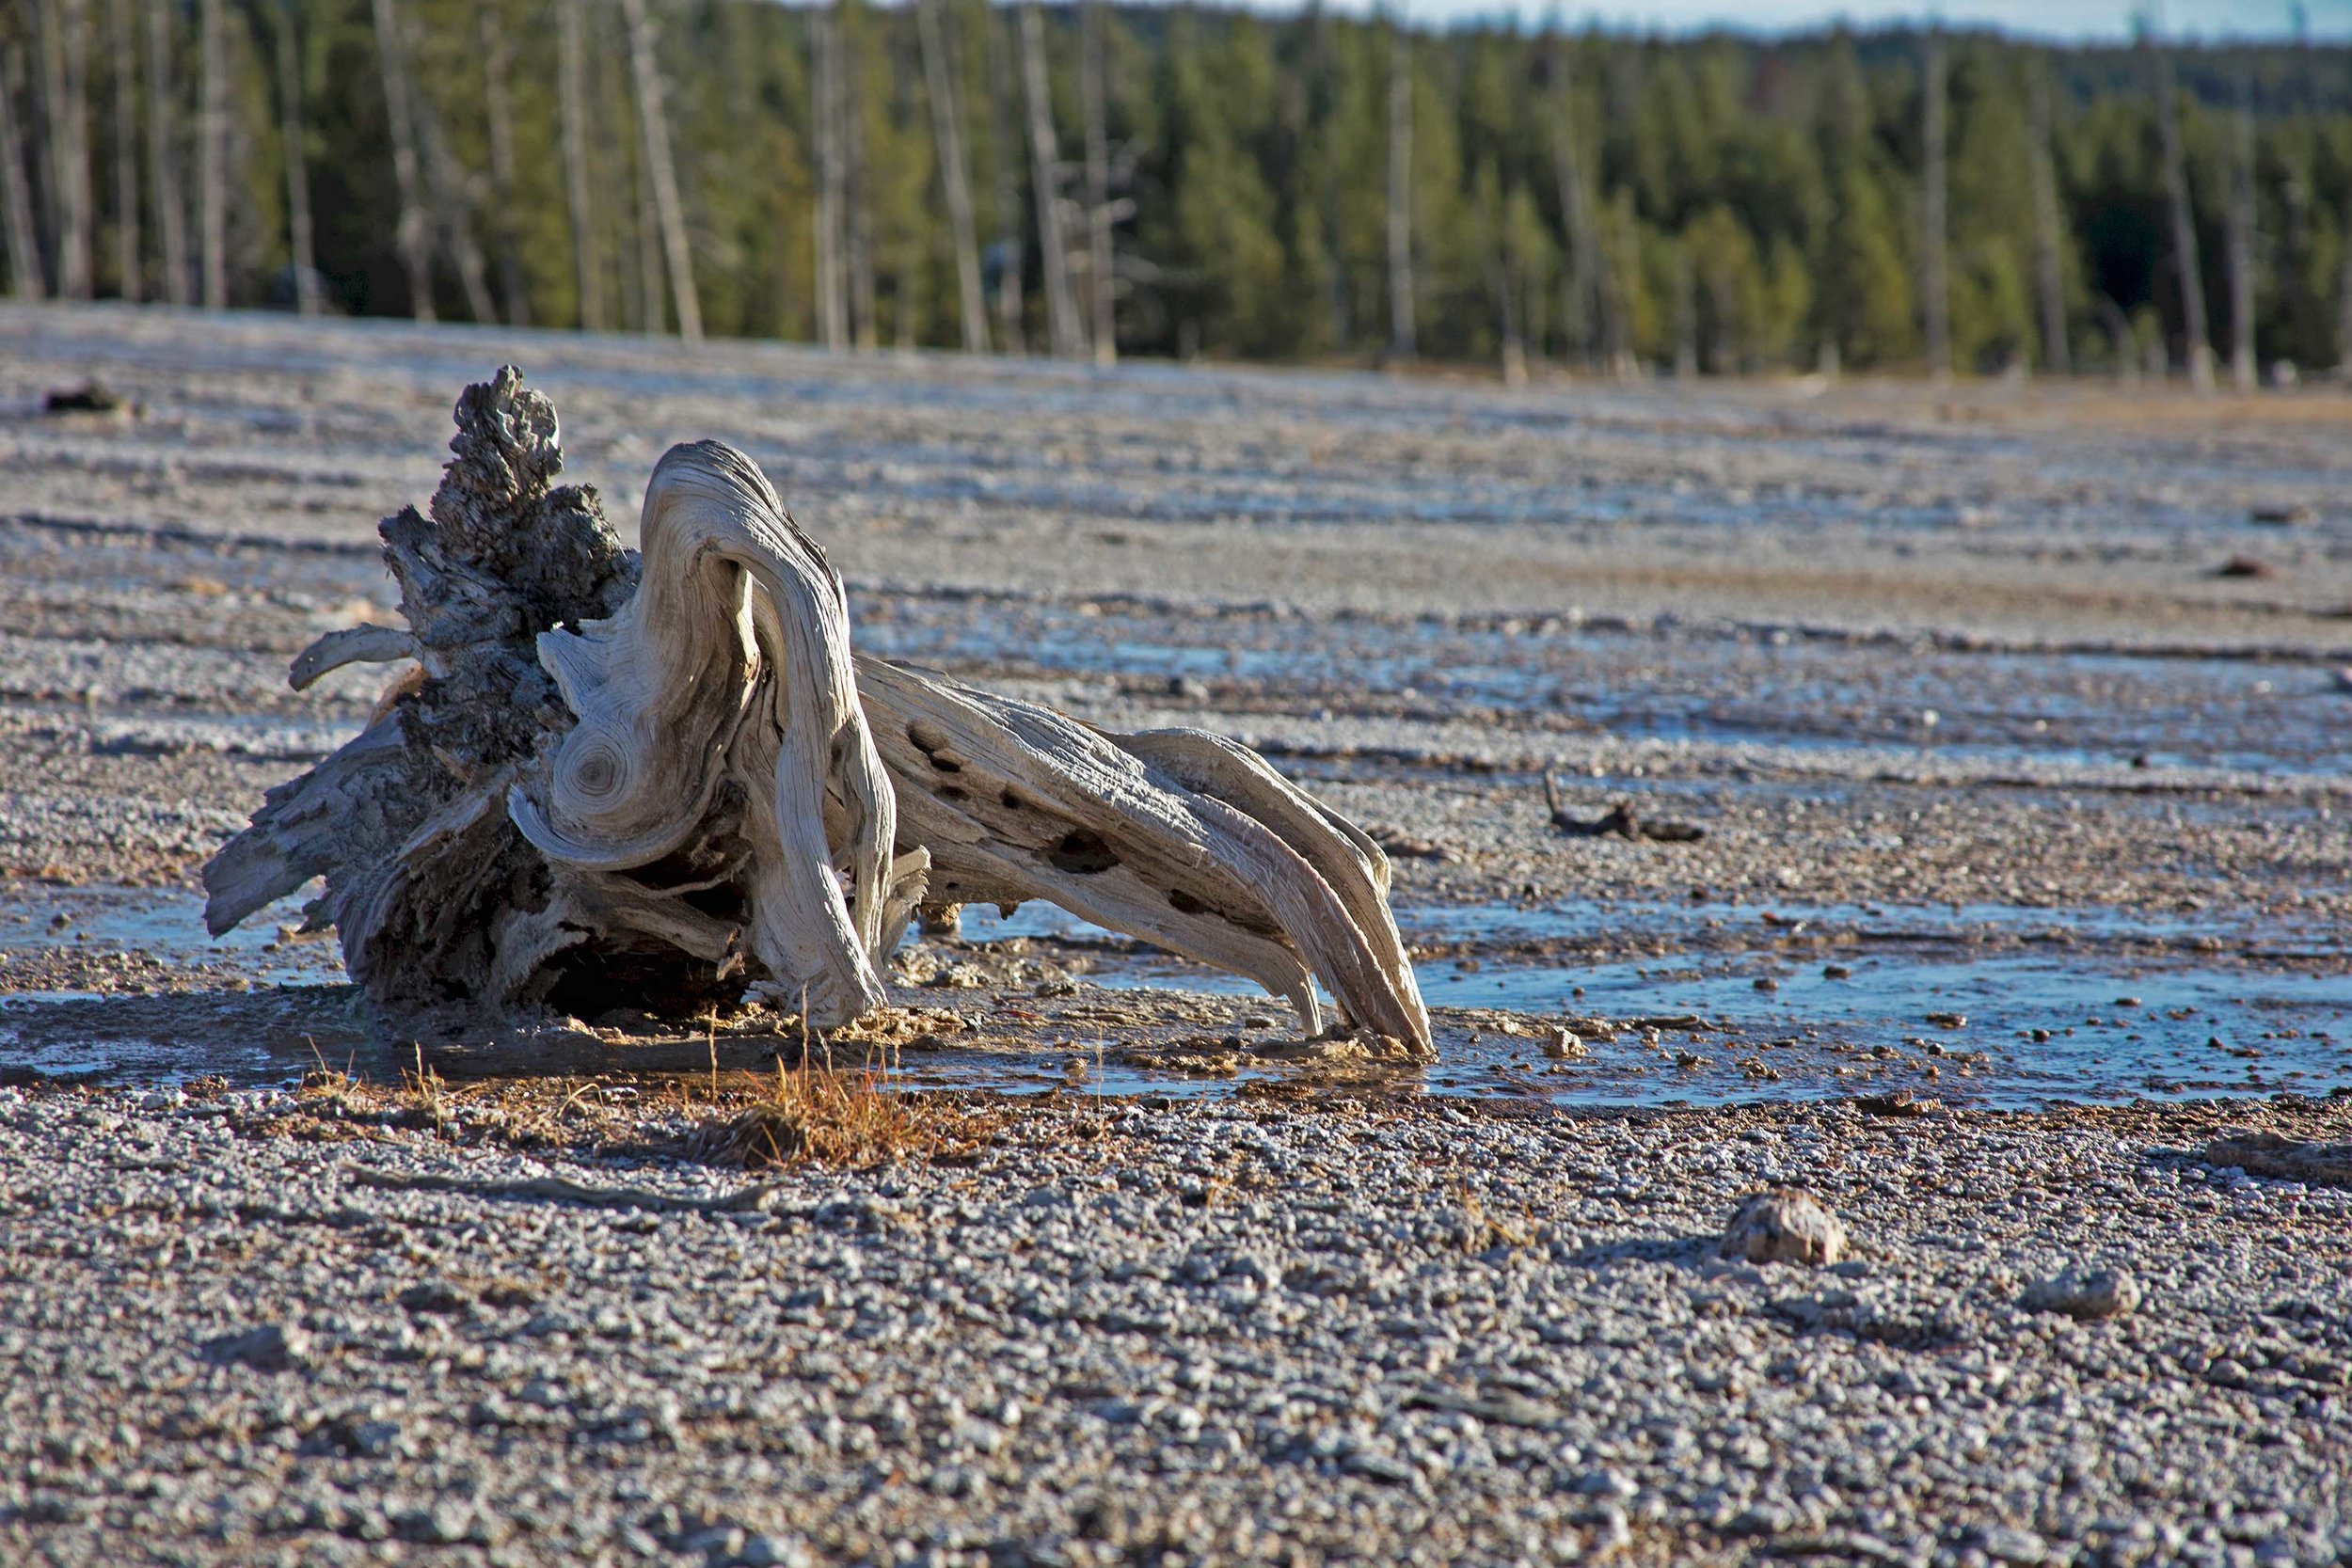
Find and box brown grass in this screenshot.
[699,1039,987,1170]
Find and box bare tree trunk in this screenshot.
[107,0,136,300]
[1309,8,1345,345]
[1080,0,1114,366]
[2152,43,2212,391]
[1019,2,1079,360]
[369,0,433,320]
[0,49,44,300]
[145,0,186,306]
[403,14,497,325]
[273,0,318,315]
[1673,240,1697,379]
[40,0,95,299]
[1385,23,1414,360]
[2027,64,2069,375]
[557,0,600,331]
[842,9,875,353]
[1921,29,1948,381]
[479,4,531,327]
[631,116,658,332]
[1494,192,1525,387]
[1549,40,1597,367]
[809,6,845,349]
[2225,72,2256,392]
[618,0,700,341]
[2097,295,2137,385]
[986,5,1024,353]
[917,0,986,355]
[2341,195,2352,376]
[196,0,224,308]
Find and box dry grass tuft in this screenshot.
[697,1046,984,1170]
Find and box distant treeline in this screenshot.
[3,0,2350,383]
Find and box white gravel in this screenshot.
[4,1085,2348,1567]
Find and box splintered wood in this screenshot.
[204,369,1431,1053]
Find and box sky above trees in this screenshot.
[1329,0,2347,42]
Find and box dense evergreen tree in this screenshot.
[4,0,2349,380]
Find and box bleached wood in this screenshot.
[289,624,417,690]
[509,440,896,1025]
[207,369,1429,1057]
[858,659,1431,1052]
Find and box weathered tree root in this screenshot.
[204,368,1431,1054]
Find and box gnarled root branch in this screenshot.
[203,368,1430,1055]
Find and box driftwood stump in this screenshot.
[205,369,1430,1053]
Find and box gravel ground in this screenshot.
[4,306,2352,1563]
[4,1085,2350,1568]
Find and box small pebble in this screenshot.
[2022,1267,2142,1322]
[1720,1187,1848,1266]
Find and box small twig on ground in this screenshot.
[1542,774,1706,843]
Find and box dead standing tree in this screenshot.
[809,3,847,351]
[1020,0,1082,361]
[205,372,1431,1053]
[370,0,435,319]
[145,0,188,306]
[2225,71,2256,392]
[273,0,320,317]
[2027,62,2069,375]
[39,0,94,300]
[916,0,988,355]
[197,0,224,308]
[619,0,701,342]
[1080,0,1115,367]
[107,0,135,300]
[1921,28,1949,382]
[557,0,602,331]
[1386,20,1414,360]
[0,47,42,301]
[2150,40,2213,391]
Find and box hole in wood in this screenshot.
[1048,830,1120,876]
[1168,889,1210,915]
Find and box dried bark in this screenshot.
[205,371,1430,1055]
